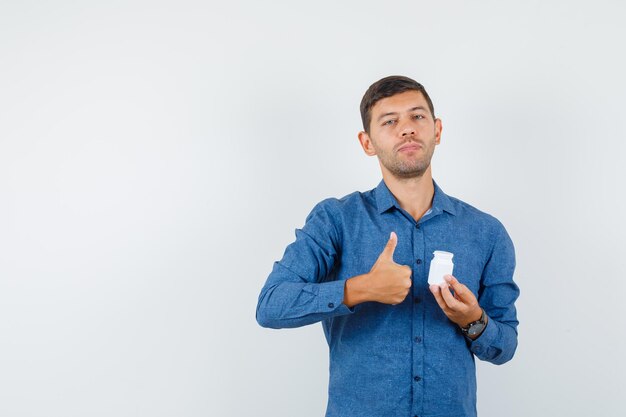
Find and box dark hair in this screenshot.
[360,75,435,133]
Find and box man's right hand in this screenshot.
[343,232,413,307]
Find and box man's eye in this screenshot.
[413,114,425,120]
[383,120,395,126]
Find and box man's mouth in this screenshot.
[398,143,422,153]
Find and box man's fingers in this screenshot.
[443,275,474,303]
[379,231,398,262]
[439,282,463,310]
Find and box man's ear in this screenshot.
[434,118,443,145]
[358,131,377,156]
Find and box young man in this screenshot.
[256,75,519,417]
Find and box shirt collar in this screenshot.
[374,178,457,216]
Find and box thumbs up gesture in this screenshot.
[343,232,413,307]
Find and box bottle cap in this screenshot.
[433,250,453,260]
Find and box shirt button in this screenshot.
[328,302,334,308]
[414,336,422,343]
[416,224,420,229]
[414,375,421,382]
[413,297,420,304]
[416,258,422,264]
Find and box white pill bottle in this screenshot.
[428,251,454,285]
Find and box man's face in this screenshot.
[358,90,442,179]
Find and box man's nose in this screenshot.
[400,122,416,136]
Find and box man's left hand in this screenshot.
[429,274,482,328]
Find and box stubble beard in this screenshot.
[373,136,436,179]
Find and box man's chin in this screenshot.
[391,169,427,179]
[389,162,430,179]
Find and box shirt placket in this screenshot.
[411,219,426,417]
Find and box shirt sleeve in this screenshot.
[469,222,520,365]
[256,200,355,329]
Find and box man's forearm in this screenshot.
[256,279,353,329]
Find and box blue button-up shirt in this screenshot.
[256,179,519,417]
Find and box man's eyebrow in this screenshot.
[377,106,428,121]
[377,112,398,121]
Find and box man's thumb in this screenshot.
[380,231,398,261]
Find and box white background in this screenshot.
[1,1,625,416]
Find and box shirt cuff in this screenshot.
[469,313,497,356]
[317,279,355,315]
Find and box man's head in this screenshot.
[357,76,442,180]
[360,75,435,135]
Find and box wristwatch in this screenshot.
[460,309,487,338]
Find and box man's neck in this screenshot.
[381,166,435,222]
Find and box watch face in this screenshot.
[468,322,486,336]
